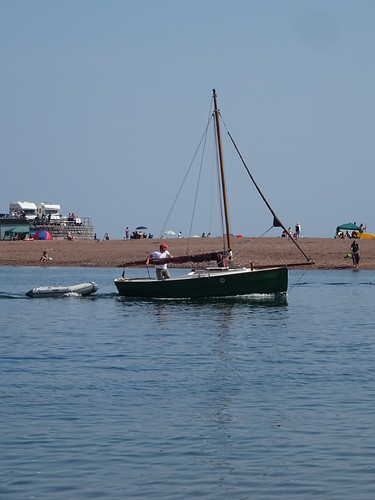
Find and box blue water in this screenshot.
[1,266,375,499]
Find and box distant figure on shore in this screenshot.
[104,233,110,240]
[39,250,51,263]
[295,222,301,238]
[178,231,182,238]
[351,240,360,268]
[67,232,74,241]
[146,243,172,280]
[125,227,129,239]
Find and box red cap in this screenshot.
[160,243,168,249]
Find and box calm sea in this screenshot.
[1,266,375,499]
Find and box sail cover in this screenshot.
[119,251,228,268]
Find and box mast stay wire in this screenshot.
[159,99,214,249]
[287,262,315,294]
[186,115,212,255]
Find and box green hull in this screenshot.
[114,266,288,299]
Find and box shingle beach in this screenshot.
[1,237,374,270]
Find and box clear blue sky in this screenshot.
[1,0,374,239]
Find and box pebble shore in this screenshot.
[1,237,374,270]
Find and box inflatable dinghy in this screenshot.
[26,282,99,298]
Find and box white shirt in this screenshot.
[152,250,170,269]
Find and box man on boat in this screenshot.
[146,243,172,280]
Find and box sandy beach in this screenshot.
[0,237,374,270]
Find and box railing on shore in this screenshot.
[33,217,92,228]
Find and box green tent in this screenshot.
[336,223,360,234]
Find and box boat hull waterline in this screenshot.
[114,267,288,299]
[26,282,99,298]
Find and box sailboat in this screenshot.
[114,90,312,299]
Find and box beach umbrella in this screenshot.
[136,226,147,230]
[33,229,53,240]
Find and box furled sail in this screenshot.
[119,251,228,268]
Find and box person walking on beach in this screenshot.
[351,240,360,268]
[146,243,172,280]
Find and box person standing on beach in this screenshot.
[295,222,301,238]
[351,240,360,268]
[146,243,172,280]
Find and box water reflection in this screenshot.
[113,289,290,492]
[116,293,287,319]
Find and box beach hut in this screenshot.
[0,218,30,240]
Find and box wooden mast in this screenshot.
[213,89,232,263]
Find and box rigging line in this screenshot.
[203,128,218,242]
[251,225,284,240]
[208,129,216,236]
[219,113,313,263]
[208,115,223,242]
[237,227,274,255]
[187,115,211,255]
[160,100,214,241]
[287,263,315,294]
[98,281,116,290]
[259,226,273,237]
